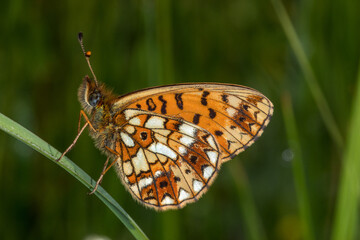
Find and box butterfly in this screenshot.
[58,33,274,211]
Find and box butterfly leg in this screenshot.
[88,156,110,195]
[78,110,96,132]
[88,152,119,195]
[56,110,96,162]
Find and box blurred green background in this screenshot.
[1,0,360,239]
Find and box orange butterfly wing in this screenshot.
[110,83,273,210]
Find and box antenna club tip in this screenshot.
[78,32,83,41]
[85,51,92,57]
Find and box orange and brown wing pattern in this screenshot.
[114,83,273,162]
[110,83,273,210]
[113,110,221,210]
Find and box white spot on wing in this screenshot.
[226,107,237,117]
[123,161,133,176]
[153,133,168,145]
[124,109,140,120]
[144,149,157,164]
[124,125,136,134]
[145,116,166,128]
[129,117,141,126]
[180,135,195,147]
[178,146,187,155]
[149,142,177,160]
[161,195,175,205]
[157,154,168,163]
[132,149,149,175]
[138,177,153,190]
[193,180,203,193]
[154,170,163,178]
[130,184,140,197]
[206,135,217,149]
[179,123,196,137]
[228,95,241,108]
[206,151,218,165]
[202,166,214,179]
[152,129,171,137]
[178,188,190,202]
[120,132,135,147]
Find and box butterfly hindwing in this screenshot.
[113,110,221,210]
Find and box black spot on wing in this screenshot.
[158,95,167,114]
[209,108,216,119]
[222,94,229,103]
[201,98,207,106]
[146,98,156,111]
[175,93,184,110]
[160,180,168,188]
[201,91,210,106]
[215,130,223,136]
[140,132,148,140]
[190,155,198,164]
[202,91,210,97]
[193,114,200,124]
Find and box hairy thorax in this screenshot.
[88,103,126,158]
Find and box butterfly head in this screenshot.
[78,75,112,114]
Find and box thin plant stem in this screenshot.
[271,0,344,151]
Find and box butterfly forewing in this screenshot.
[108,83,273,210]
[115,84,273,160]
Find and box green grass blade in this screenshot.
[271,0,344,151]
[0,112,149,240]
[230,161,267,240]
[282,92,315,240]
[332,63,360,240]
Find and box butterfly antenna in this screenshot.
[78,32,98,85]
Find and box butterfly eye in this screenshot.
[88,91,101,106]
